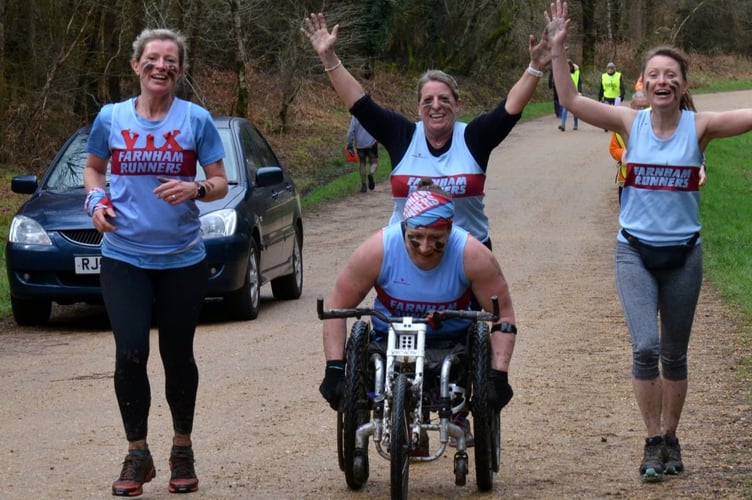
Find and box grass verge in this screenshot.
[701,135,752,395]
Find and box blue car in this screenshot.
[6,116,303,325]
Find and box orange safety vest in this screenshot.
[614,133,627,185]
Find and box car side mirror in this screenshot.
[256,166,284,187]
[11,175,39,194]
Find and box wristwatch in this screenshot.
[194,182,206,200]
[491,322,517,334]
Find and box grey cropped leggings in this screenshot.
[615,241,703,381]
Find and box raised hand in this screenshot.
[544,0,570,46]
[301,13,338,57]
[529,33,551,70]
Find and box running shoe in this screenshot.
[112,448,156,496]
[640,435,665,482]
[168,445,199,493]
[663,434,684,474]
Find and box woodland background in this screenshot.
[1,0,751,191]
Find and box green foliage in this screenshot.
[702,134,752,392]
[701,136,752,317]
[301,155,390,211]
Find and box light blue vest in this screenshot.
[373,223,473,339]
[389,122,489,242]
[620,109,703,245]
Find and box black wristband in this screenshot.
[491,369,508,383]
[326,360,345,371]
[491,322,517,334]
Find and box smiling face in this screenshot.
[404,225,451,270]
[131,39,183,96]
[417,80,461,140]
[642,54,687,110]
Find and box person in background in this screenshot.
[547,0,752,483]
[558,58,582,131]
[318,182,517,450]
[549,70,562,118]
[609,91,648,203]
[302,11,551,250]
[84,27,228,497]
[599,60,625,106]
[634,74,644,92]
[347,115,379,192]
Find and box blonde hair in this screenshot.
[416,70,460,102]
[131,28,189,70]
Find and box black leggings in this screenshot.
[101,257,208,442]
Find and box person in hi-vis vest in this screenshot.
[598,61,625,106]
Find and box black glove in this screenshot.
[319,360,345,411]
[488,369,513,411]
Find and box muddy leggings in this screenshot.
[101,257,208,442]
[615,241,702,381]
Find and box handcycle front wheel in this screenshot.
[390,373,410,500]
[341,320,371,490]
[470,321,498,492]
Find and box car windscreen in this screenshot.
[195,128,238,183]
[44,131,93,190]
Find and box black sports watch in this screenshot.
[194,182,207,200]
[491,322,517,334]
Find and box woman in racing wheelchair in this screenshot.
[318,181,517,487]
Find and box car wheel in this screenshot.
[225,237,261,320]
[11,297,52,326]
[271,227,303,300]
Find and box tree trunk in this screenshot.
[581,0,597,69]
[229,0,251,119]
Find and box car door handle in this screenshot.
[271,184,293,199]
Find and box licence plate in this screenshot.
[75,256,101,274]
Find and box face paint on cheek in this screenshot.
[166,65,179,79]
[143,62,155,72]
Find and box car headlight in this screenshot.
[200,208,237,240]
[8,215,53,245]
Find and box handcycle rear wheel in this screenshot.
[470,321,498,491]
[390,373,410,500]
[341,320,371,490]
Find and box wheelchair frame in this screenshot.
[317,296,502,498]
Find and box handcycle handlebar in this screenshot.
[316,295,500,324]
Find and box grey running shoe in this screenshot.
[663,434,684,474]
[640,435,665,482]
[168,445,199,493]
[112,448,156,496]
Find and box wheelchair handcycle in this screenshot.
[317,296,503,498]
